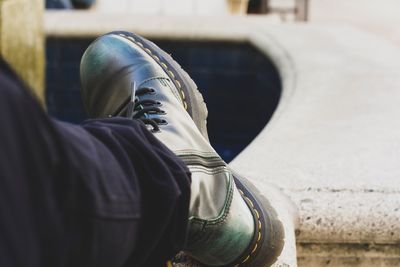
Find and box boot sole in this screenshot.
[230,171,285,267]
[109,31,209,140]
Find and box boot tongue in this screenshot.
[125,81,137,118]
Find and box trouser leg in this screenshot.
[0,59,191,267]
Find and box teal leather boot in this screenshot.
[80,31,284,267]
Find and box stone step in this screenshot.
[234,23,400,267]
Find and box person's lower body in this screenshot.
[0,58,191,267]
[0,29,285,267]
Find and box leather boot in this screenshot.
[80,31,284,267]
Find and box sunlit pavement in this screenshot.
[310,0,400,46]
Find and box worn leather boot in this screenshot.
[80,31,284,267]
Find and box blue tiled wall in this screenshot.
[46,38,92,122]
[46,38,281,162]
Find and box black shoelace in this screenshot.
[127,87,167,132]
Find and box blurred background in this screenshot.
[2,0,400,162]
[42,0,400,162]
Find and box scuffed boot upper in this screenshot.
[80,33,255,266]
[80,34,183,118]
[132,75,255,266]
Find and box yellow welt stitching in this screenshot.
[254,209,260,219]
[175,79,182,89]
[242,255,251,263]
[251,243,258,254]
[245,196,254,209]
[120,34,188,112]
[161,62,168,69]
[168,70,175,78]
[237,191,263,266]
[180,89,186,100]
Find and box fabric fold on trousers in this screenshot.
[0,58,191,267]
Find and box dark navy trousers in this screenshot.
[0,59,191,267]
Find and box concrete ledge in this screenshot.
[231,25,400,265]
[44,11,280,41]
[292,190,399,244]
[298,243,400,267]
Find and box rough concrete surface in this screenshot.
[234,24,400,266]
[310,0,400,47]
[236,23,400,239]
[0,0,45,102]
